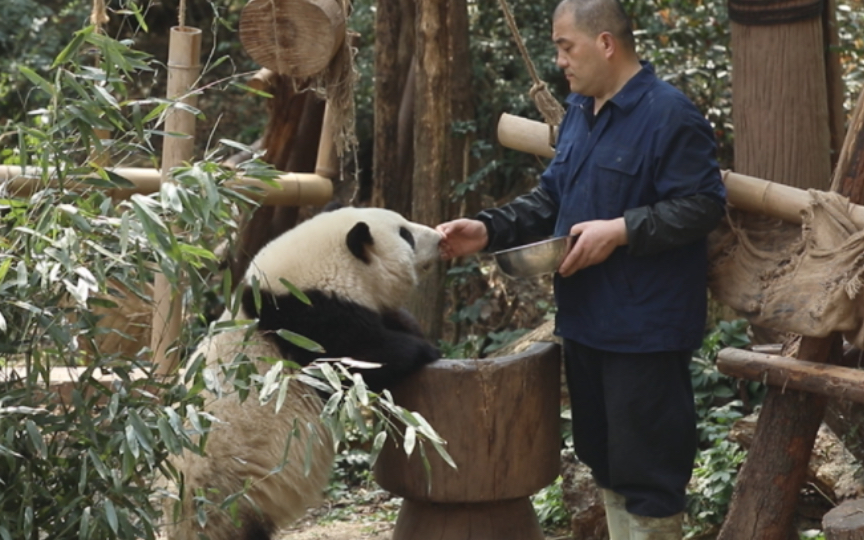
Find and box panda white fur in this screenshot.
[164,207,442,540]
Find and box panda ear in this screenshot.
[346,221,374,264]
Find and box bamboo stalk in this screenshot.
[314,102,339,179]
[151,26,202,377]
[0,165,333,206]
[497,113,864,228]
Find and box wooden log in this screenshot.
[0,165,333,206]
[496,113,864,227]
[374,342,561,502]
[239,0,345,78]
[823,499,864,540]
[373,342,561,540]
[716,348,864,404]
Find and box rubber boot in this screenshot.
[602,489,631,540]
[629,512,684,540]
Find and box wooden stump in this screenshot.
[824,499,864,540]
[374,342,561,540]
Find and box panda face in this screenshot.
[245,207,442,312]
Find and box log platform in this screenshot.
[373,342,562,540]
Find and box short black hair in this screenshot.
[554,0,636,52]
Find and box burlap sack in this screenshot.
[708,190,864,347]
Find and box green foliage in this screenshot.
[686,402,747,538]
[531,475,571,532]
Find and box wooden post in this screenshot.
[151,26,202,377]
[823,499,864,540]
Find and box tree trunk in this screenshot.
[447,0,477,220]
[408,0,450,339]
[372,0,415,215]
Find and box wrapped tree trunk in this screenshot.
[728,0,832,191]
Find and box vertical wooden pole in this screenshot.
[409,0,450,340]
[152,26,202,376]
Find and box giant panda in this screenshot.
[164,207,443,540]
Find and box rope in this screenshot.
[178,0,187,29]
[497,0,564,144]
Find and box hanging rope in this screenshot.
[178,0,187,29]
[497,0,565,145]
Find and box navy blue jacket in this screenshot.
[479,63,726,353]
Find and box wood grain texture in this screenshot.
[374,342,561,503]
[717,347,864,403]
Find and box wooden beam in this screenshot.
[717,347,864,404]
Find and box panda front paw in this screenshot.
[417,340,441,365]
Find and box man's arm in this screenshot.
[624,193,725,257]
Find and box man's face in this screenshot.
[552,12,606,96]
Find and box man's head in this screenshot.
[552,0,639,99]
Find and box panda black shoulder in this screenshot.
[239,285,439,392]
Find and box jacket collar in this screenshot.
[565,60,655,113]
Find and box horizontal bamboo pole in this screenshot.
[0,165,333,206]
[717,347,864,404]
[497,113,864,228]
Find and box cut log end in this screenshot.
[824,499,864,540]
[239,0,345,78]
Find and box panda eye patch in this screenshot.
[399,226,416,250]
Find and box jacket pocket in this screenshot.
[593,145,642,215]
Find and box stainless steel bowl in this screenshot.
[493,235,575,279]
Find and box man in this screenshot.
[436,1,726,539]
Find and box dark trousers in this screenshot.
[563,339,697,518]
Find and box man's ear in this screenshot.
[599,31,616,57]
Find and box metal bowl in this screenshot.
[493,235,575,279]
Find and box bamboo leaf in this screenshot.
[104,499,118,533]
[403,426,416,457]
[275,329,324,354]
[279,278,311,305]
[18,66,56,97]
